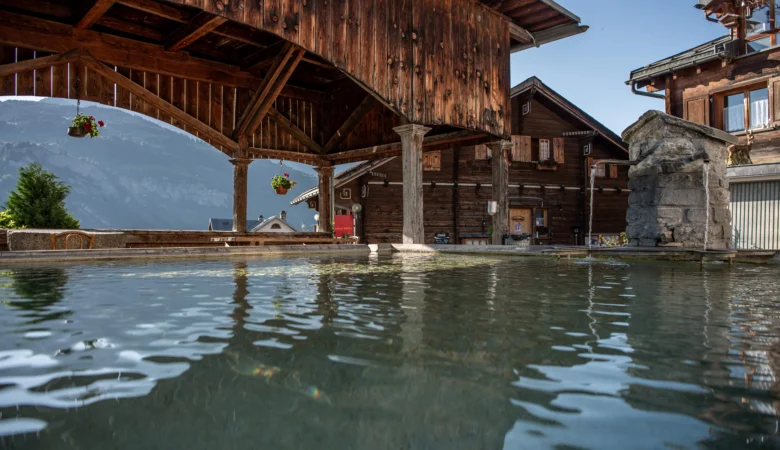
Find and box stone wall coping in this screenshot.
[8,229,125,235]
[622,110,739,145]
[727,162,780,182]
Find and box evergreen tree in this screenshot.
[2,162,80,229]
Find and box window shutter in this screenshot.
[609,164,618,179]
[510,135,521,161]
[474,144,488,160]
[520,136,531,162]
[684,96,709,126]
[770,76,780,126]
[553,138,565,164]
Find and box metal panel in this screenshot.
[730,181,780,250]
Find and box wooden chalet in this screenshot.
[628,0,780,164]
[0,0,587,245]
[292,76,629,245]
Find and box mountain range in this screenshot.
[0,98,318,231]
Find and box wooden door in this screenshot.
[508,208,533,235]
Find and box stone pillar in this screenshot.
[622,111,737,249]
[488,140,512,245]
[229,158,252,232]
[393,124,431,244]
[315,164,334,234]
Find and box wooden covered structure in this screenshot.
[0,0,585,243]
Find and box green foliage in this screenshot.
[0,210,19,229]
[271,173,297,190]
[3,162,80,229]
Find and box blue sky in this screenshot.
[510,0,727,135]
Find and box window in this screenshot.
[718,85,770,133]
[724,92,745,132]
[539,139,551,161]
[596,164,606,178]
[271,223,282,230]
[744,1,779,54]
[535,209,549,237]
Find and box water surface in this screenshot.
[1,254,779,449]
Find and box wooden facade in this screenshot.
[0,0,585,241]
[630,0,780,164]
[293,77,630,245]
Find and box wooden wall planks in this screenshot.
[169,0,511,137]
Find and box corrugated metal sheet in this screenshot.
[730,181,780,250]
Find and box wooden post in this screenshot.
[315,163,334,234]
[231,136,251,232]
[488,140,512,245]
[394,124,431,244]
[230,158,251,232]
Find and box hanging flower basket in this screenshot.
[69,114,104,138]
[271,173,296,195]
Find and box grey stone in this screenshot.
[622,111,732,249]
[8,229,127,251]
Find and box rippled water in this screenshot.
[1,254,779,449]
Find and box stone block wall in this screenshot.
[622,111,737,249]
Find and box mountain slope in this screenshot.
[0,99,317,230]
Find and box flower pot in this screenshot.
[275,186,289,195]
[68,126,87,138]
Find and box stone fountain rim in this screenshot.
[622,110,739,145]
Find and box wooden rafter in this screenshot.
[248,147,325,164]
[322,94,377,153]
[241,41,286,71]
[164,11,228,52]
[234,43,305,137]
[326,131,486,164]
[267,107,324,153]
[82,54,239,154]
[0,49,80,77]
[76,0,117,29]
[114,0,332,71]
[0,11,321,102]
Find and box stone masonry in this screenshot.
[621,111,738,249]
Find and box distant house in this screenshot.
[292,76,629,246]
[207,211,297,233]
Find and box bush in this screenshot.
[3,162,80,229]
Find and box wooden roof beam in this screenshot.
[323,94,377,153]
[75,0,117,29]
[241,41,286,71]
[164,11,228,52]
[234,43,305,137]
[82,53,239,154]
[0,11,322,102]
[248,147,325,164]
[509,23,534,44]
[267,107,324,153]
[0,49,80,77]
[326,131,485,164]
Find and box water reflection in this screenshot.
[0,256,778,449]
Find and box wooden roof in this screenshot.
[0,0,584,164]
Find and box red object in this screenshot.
[83,123,92,131]
[98,120,105,127]
[89,116,94,119]
[334,215,353,237]
[284,172,289,177]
